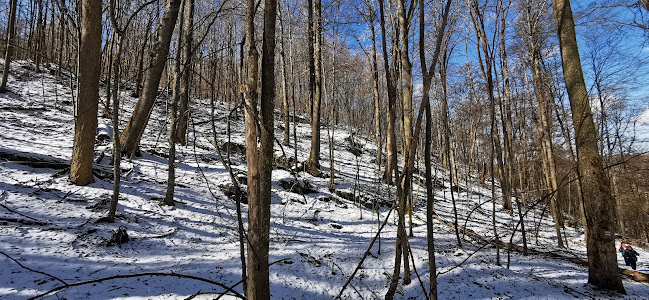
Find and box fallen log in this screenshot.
[0,149,68,169]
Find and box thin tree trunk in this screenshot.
[163,0,186,207]
[176,0,193,146]
[243,0,261,292]
[34,0,44,73]
[469,0,500,264]
[524,4,565,248]
[0,0,18,92]
[278,2,290,146]
[132,16,154,98]
[306,0,323,175]
[378,0,397,185]
[108,33,124,221]
[498,0,513,211]
[370,12,382,171]
[119,0,182,157]
[328,38,336,191]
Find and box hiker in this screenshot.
[619,242,629,266]
[624,245,640,270]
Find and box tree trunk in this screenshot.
[306,0,323,175]
[552,0,625,293]
[328,39,336,191]
[176,0,194,146]
[243,0,260,291]
[440,49,462,248]
[246,0,277,295]
[119,0,182,157]
[278,2,290,146]
[424,71,437,300]
[378,0,397,185]
[397,2,413,279]
[164,0,186,207]
[108,32,124,222]
[370,14,382,170]
[497,0,513,211]
[70,0,102,185]
[131,16,154,98]
[526,9,565,247]
[0,0,18,92]
[34,0,44,73]
[469,0,500,264]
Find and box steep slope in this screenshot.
[0,61,648,299]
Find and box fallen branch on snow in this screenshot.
[0,251,66,285]
[27,272,246,300]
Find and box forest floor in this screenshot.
[1,61,648,299]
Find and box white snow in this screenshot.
[0,60,648,299]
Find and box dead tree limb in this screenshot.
[27,272,246,300]
[0,251,66,285]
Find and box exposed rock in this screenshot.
[275,155,295,171]
[330,223,343,229]
[107,226,129,247]
[219,183,248,204]
[278,178,317,195]
[221,142,246,157]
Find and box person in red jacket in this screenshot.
[619,241,629,266]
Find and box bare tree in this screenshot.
[70,0,102,185]
[243,0,277,295]
[522,0,565,248]
[119,0,183,157]
[176,0,195,146]
[306,0,323,176]
[552,0,625,293]
[0,0,19,92]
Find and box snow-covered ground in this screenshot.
[1,61,648,299]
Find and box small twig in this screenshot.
[436,240,492,276]
[1,251,67,285]
[214,279,245,300]
[0,202,49,224]
[270,257,292,266]
[27,272,245,300]
[407,244,428,299]
[331,261,363,299]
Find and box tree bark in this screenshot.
[0,0,18,92]
[163,0,186,207]
[119,0,182,157]
[378,0,397,185]
[246,0,277,295]
[306,0,323,175]
[176,0,194,146]
[108,32,124,221]
[552,0,625,293]
[70,0,102,185]
[369,10,382,170]
[278,2,290,146]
